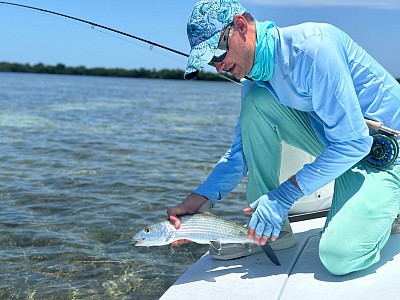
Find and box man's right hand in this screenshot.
[167,193,209,246]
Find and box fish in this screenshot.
[132,213,281,266]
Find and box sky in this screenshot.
[1,0,399,78]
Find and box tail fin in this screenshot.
[261,243,281,266]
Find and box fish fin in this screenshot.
[261,243,281,266]
[244,243,253,252]
[168,244,176,255]
[210,241,222,251]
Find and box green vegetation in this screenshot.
[1,62,398,83]
[0,62,238,82]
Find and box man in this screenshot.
[167,0,400,275]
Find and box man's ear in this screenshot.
[233,14,248,33]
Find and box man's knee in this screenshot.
[319,242,355,276]
[318,233,380,276]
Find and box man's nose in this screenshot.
[212,61,224,73]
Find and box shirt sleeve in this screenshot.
[194,119,248,206]
[294,33,373,195]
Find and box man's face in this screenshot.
[212,24,255,79]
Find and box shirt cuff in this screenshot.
[194,185,221,207]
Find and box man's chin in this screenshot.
[231,71,245,80]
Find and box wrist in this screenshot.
[267,178,304,204]
[186,193,209,213]
[190,192,208,201]
[291,175,300,189]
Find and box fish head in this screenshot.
[132,221,170,246]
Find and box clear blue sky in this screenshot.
[1,0,399,78]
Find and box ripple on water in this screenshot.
[0,73,243,299]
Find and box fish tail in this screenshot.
[261,243,281,266]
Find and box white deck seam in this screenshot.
[276,233,319,299]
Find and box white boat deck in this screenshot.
[161,217,400,300]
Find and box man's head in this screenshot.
[184,0,256,80]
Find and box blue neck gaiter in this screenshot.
[247,20,276,82]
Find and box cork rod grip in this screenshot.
[365,119,382,131]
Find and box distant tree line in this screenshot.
[1,62,399,84]
[0,62,238,82]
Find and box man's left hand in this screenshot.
[244,178,304,245]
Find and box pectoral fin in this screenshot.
[244,243,252,252]
[210,241,221,251]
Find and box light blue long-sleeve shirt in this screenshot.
[195,22,400,205]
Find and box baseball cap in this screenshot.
[184,0,246,79]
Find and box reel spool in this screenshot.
[364,133,399,168]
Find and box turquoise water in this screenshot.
[0,73,249,299]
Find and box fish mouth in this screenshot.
[132,238,145,246]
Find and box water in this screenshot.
[0,72,249,299]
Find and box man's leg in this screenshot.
[210,85,326,260]
[319,162,400,275]
[237,84,400,274]
[240,85,324,203]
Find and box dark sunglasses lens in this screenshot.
[210,25,231,63]
[211,52,227,63]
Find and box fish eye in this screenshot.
[144,227,151,234]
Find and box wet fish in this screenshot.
[132,213,281,266]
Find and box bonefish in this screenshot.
[132,213,281,266]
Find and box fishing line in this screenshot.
[23,5,185,66]
[0,1,188,58]
[0,1,241,85]
[92,28,189,66]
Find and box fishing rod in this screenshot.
[0,1,189,58]
[0,1,240,84]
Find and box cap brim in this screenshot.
[184,33,220,80]
[184,70,199,80]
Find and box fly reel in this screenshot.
[364,133,399,168]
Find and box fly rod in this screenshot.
[0,1,189,58]
[0,1,241,84]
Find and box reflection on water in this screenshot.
[0,73,248,299]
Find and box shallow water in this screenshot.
[0,73,249,299]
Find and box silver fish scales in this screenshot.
[167,214,249,244]
[132,214,281,265]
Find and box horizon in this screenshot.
[1,1,399,78]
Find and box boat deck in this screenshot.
[161,217,400,299]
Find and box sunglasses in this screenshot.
[211,24,233,63]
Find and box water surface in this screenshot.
[0,73,249,299]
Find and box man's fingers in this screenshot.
[247,227,255,239]
[247,219,274,245]
[168,215,181,229]
[243,207,254,214]
[171,239,191,246]
[260,235,269,245]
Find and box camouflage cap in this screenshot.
[184,0,246,79]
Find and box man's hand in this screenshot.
[167,193,208,246]
[244,178,303,245]
[243,195,286,245]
